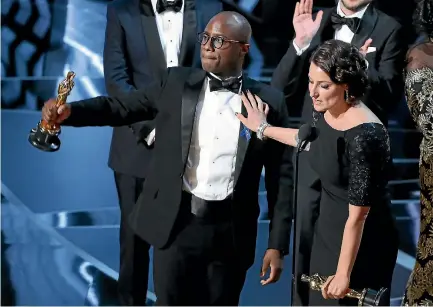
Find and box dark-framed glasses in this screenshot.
[197,32,245,49]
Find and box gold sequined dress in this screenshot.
[402,42,433,306]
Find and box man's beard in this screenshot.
[341,0,372,12]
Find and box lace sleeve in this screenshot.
[405,67,433,146]
[347,124,391,207]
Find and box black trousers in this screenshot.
[153,192,247,306]
[114,172,151,306]
[293,152,321,306]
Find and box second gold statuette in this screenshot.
[301,273,389,306]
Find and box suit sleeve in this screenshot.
[271,41,312,102]
[63,76,165,128]
[264,92,294,255]
[103,4,135,94]
[103,4,155,142]
[366,24,406,111]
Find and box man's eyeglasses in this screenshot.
[197,32,245,49]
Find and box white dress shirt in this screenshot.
[334,2,369,43]
[293,1,370,54]
[151,0,184,67]
[182,75,243,201]
[146,0,184,145]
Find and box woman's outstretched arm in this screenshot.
[236,90,299,147]
[263,126,299,147]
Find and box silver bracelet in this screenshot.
[257,121,271,140]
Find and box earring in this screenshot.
[344,89,350,103]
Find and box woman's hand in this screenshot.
[321,274,350,300]
[236,90,269,132]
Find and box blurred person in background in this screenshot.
[402,0,433,305]
[270,1,405,304]
[102,0,222,304]
[272,0,405,125]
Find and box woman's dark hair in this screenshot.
[310,40,369,104]
[413,0,433,38]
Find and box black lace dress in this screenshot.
[305,112,399,306]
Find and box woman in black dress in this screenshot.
[237,40,399,306]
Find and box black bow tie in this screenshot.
[208,74,242,94]
[330,11,361,33]
[156,0,182,13]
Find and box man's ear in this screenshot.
[241,43,250,55]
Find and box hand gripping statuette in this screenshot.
[28,71,76,152]
[301,273,389,306]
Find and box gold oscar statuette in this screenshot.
[28,71,76,152]
[301,273,389,306]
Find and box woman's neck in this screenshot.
[327,100,352,119]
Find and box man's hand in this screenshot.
[293,0,323,49]
[42,99,71,124]
[260,249,283,285]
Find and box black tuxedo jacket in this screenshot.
[64,67,293,268]
[271,4,405,124]
[103,0,222,178]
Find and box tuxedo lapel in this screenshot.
[181,69,206,167]
[139,0,167,75]
[351,5,378,48]
[179,0,197,66]
[233,78,254,187]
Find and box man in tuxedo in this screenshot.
[272,0,405,123]
[102,0,222,304]
[270,0,405,305]
[41,11,293,306]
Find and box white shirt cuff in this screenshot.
[144,129,156,146]
[293,40,311,56]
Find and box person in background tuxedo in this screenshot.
[40,11,293,306]
[102,0,222,304]
[270,0,405,305]
[272,0,405,124]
